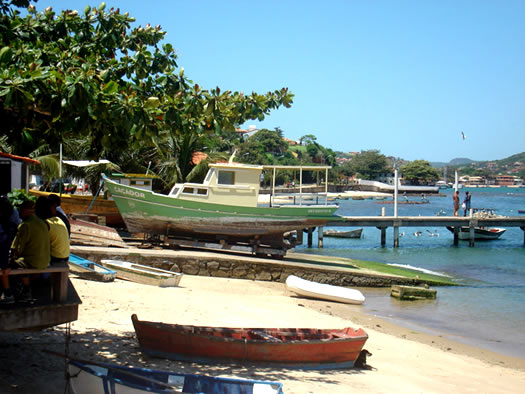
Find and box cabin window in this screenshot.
[182,187,194,194]
[197,188,208,195]
[218,171,235,185]
[204,168,214,183]
[130,180,150,186]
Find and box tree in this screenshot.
[0,2,294,183]
[348,150,391,180]
[401,160,440,185]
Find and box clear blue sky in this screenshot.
[33,1,525,162]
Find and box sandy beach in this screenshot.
[1,274,525,393]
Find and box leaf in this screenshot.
[103,80,118,94]
[144,96,160,108]
[0,47,13,65]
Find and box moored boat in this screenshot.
[103,162,340,255]
[446,226,506,240]
[131,314,368,369]
[323,228,363,238]
[100,260,182,287]
[285,275,365,305]
[67,358,284,394]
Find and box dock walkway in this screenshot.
[320,216,525,247]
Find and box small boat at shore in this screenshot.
[285,275,365,305]
[446,226,506,240]
[100,260,182,287]
[131,314,368,369]
[69,254,116,282]
[68,358,284,394]
[323,228,363,238]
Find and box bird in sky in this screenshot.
[461,131,466,140]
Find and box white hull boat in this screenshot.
[100,260,182,287]
[68,359,283,393]
[446,226,506,240]
[285,275,365,305]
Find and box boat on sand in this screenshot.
[100,259,182,287]
[103,161,340,256]
[67,358,283,394]
[131,314,368,369]
[68,254,116,282]
[285,275,365,305]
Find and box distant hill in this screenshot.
[431,158,475,168]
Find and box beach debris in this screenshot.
[390,285,437,301]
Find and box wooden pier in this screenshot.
[314,216,525,248]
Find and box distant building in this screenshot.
[0,152,40,195]
[495,175,519,186]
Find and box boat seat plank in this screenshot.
[248,330,283,342]
[7,262,69,302]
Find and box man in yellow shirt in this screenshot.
[7,200,51,302]
[47,203,70,264]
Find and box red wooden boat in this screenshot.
[131,314,368,369]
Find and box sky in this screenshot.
[30,1,525,163]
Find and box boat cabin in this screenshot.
[108,173,158,192]
[169,163,263,207]
[168,163,332,208]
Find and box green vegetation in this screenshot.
[289,253,458,286]
[401,160,440,185]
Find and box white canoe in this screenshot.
[285,275,365,305]
[100,260,182,287]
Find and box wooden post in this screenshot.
[453,226,459,246]
[307,227,313,247]
[522,226,525,246]
[469,226,475,247]
[393,226,399,248]
[380,227,386,247]
[318,226,324,248]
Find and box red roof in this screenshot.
[0,152,40,165]
[191,151,208,165]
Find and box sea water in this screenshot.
[297,187,525,359]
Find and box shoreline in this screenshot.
[1,275,524,393]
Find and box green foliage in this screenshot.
[401,160,440,184]
[346,150,391,180]
[0,1,294,185]
[7,188,36,208]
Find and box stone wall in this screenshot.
[76,248,429,288]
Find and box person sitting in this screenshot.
[8,199,51,302]
[41,197,70,265]
[48,194,70,237]
[0,196,21,304]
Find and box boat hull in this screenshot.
[29,190,124,227]
[68,359,283,394]
[323,228,363,238]
[100,260,182,287]
[131,314,368,369]
[104,177,339,246]
[446,226,506,240]
[285,275,365,305]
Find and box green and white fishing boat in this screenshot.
[103,161,341,255]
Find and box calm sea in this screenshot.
[297,187,525,359]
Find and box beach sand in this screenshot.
[1,274,524,393]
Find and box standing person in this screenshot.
[48,194,70,236]
[9,200,51,301]
[452,190,460,216]
[0,197,20,304]
[463,191,472,217]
